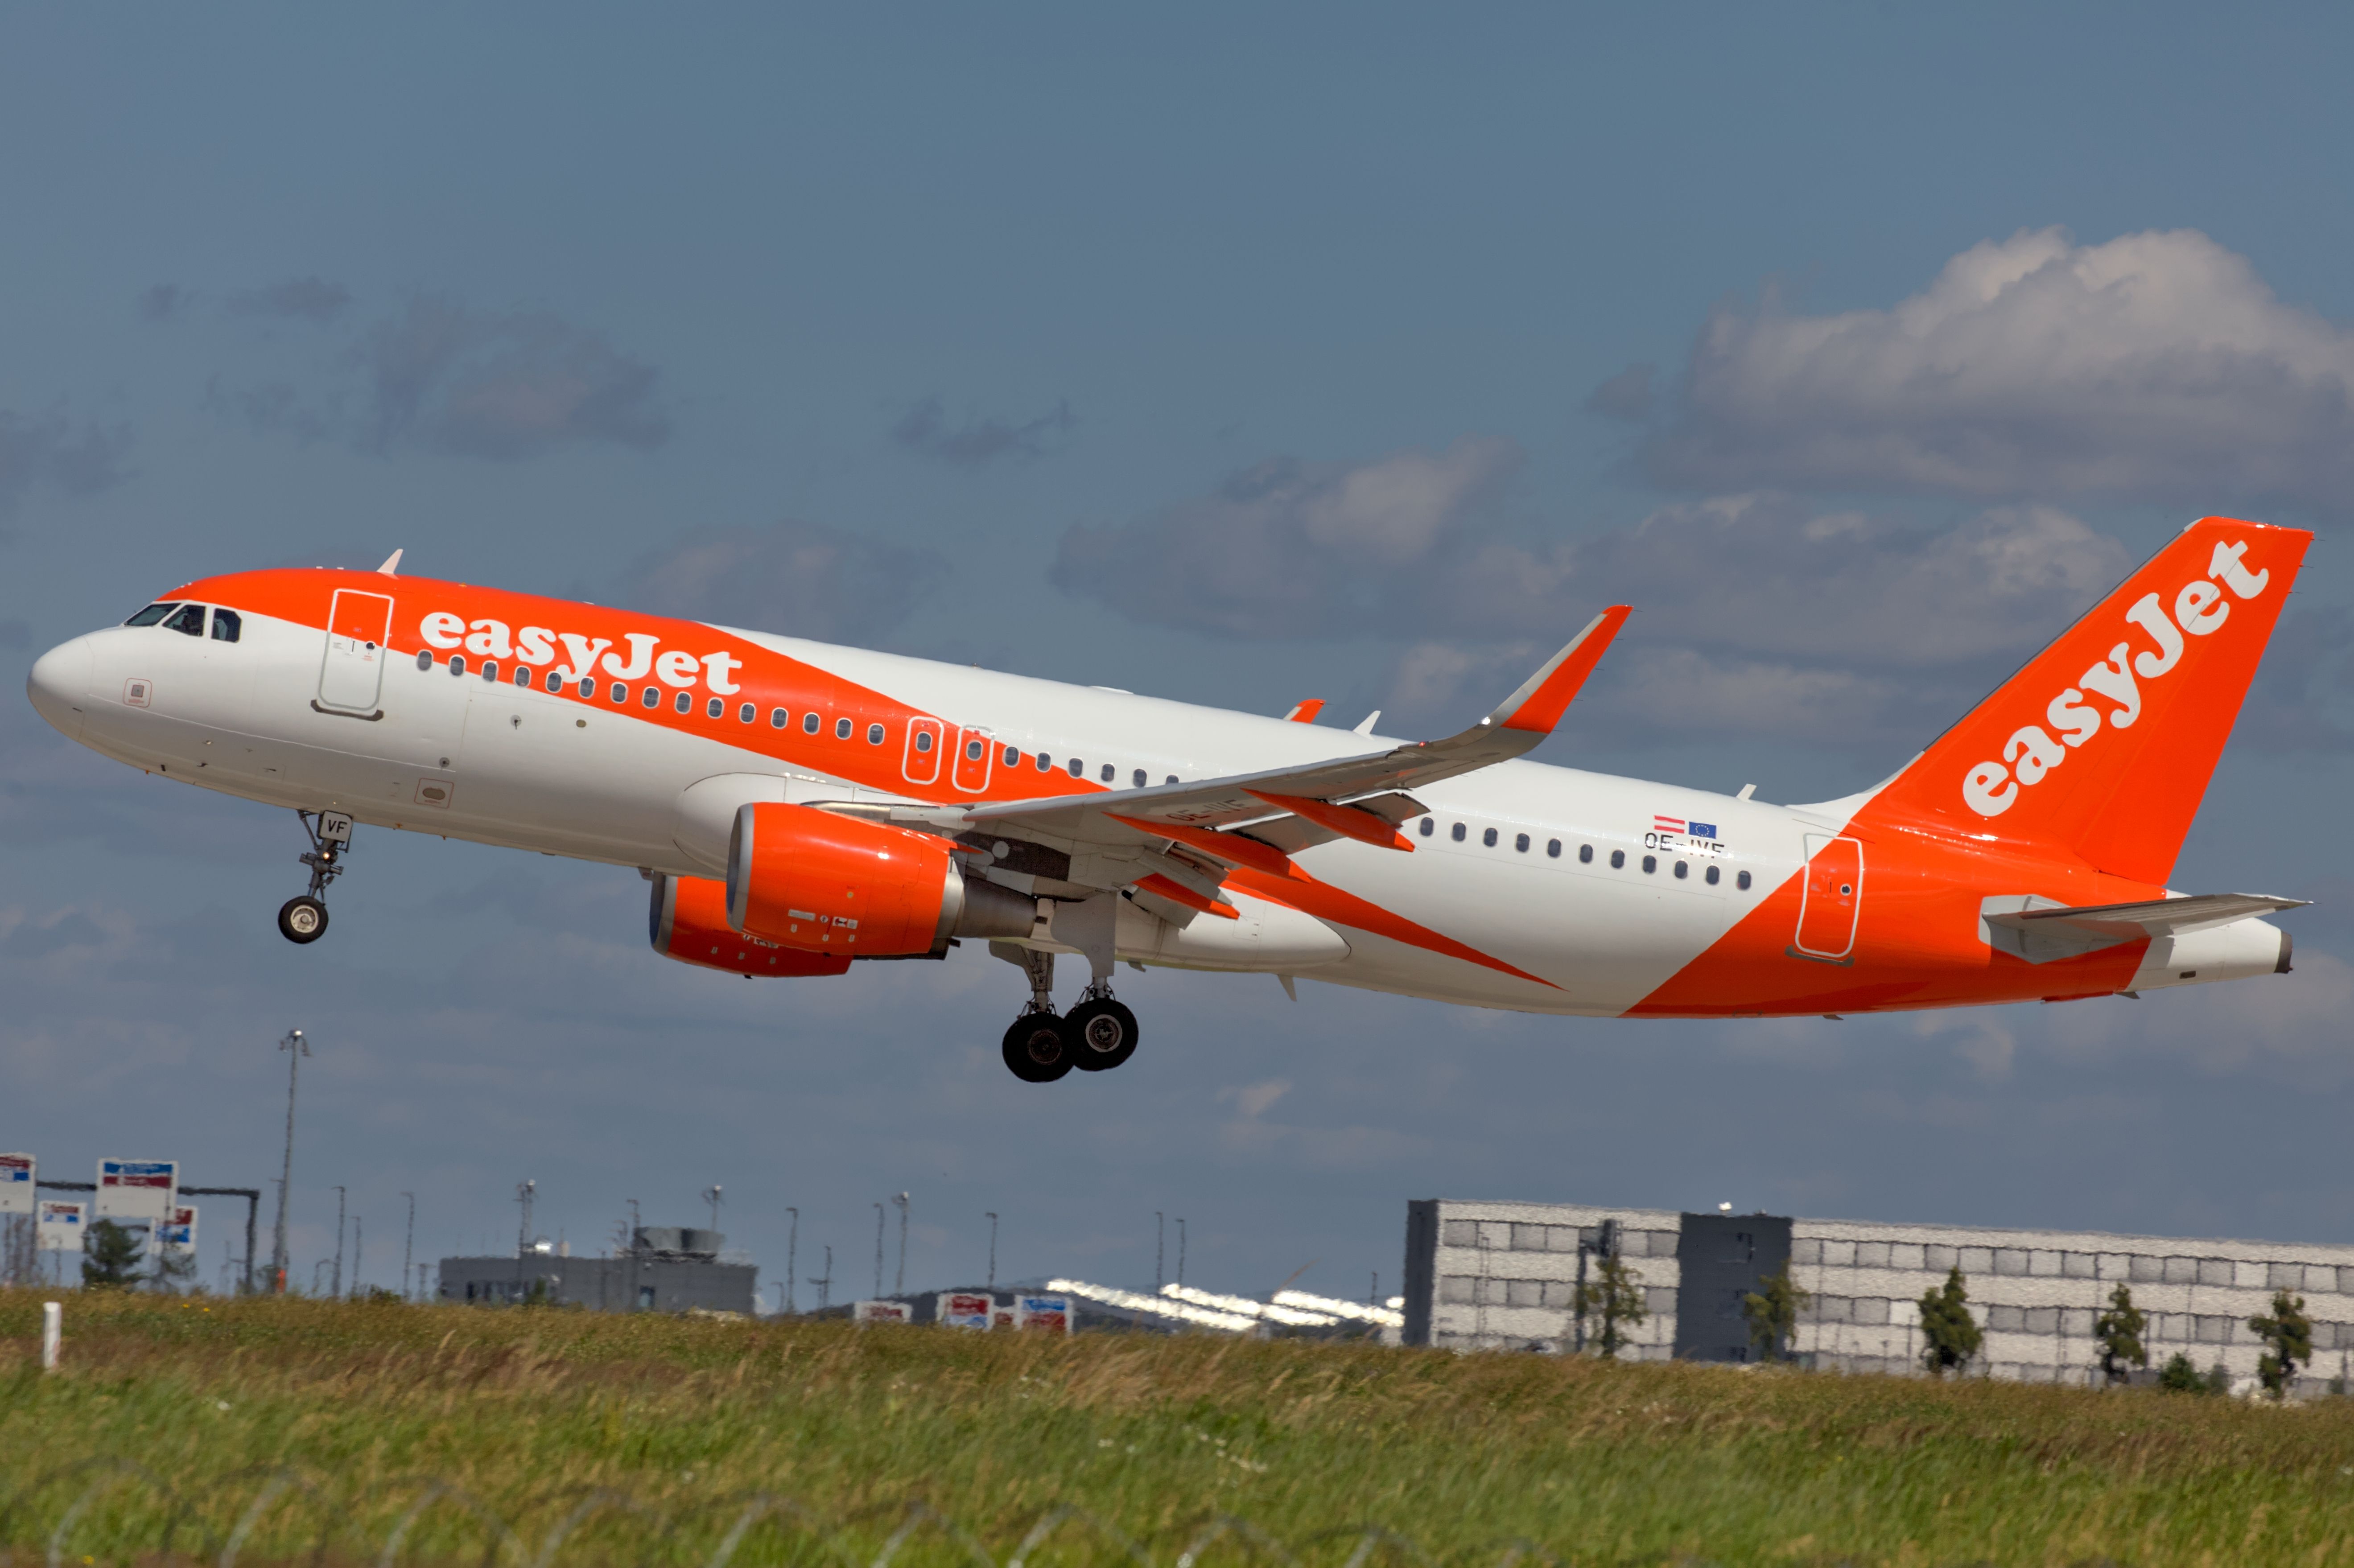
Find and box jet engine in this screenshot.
[649,872,852,977]
[725,801,1035,957]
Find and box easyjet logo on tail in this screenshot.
[1962,540,2272,819]
[417,612,743,695]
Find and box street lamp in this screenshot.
[270,1029,310,1294]
[891,1192,910,1296]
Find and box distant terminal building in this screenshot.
[1403,1199,2354,1393]
[440,1226,756,1315]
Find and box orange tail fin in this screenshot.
[1871,516,2311,885]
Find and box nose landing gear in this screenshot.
[279,810,353,946]
[990,942,1142,1082]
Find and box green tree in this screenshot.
[1741,1263,1810,1363]
[81,1219,146,1289]
[1916,1266,1982,1377]
[2157,1351,2207,1393]
[2249,1291,2313,1400]
[2094,1283,2148,1384]
[1573,1256,1647,1358]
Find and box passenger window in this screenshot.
[804,712,821,734]
[481,661,498,681]
[1418,818,1434,837]
[1674,860,1688,879]
[417,650,434,671]
[1547,839,1561,857]
[1165,774,1178,785]
[545,671,563,692]
[164,604,208,636]
[1706,864,1721,885]
[1038,753,1052,770]
[1133,769,1147,787]
[913,729,933,752]
[866,722,883,743]
[513,666,530,687]
[1003,745,1020,766]
[1579,844,1592,863]
[1068,757,1084,776]
[1610,849,1625,869]
[1482,827,1498,847]
[125,603,179,627]
[965,739,984,760]
[772,708,788,728]
[1515,833,1530,852]
[835,717,853,739]
[576,677,595,697]
[1451,823,1466,842]
[642,687,660,708]
[616,681,635,702]
[1642,855,1657,874]
[707,698,723,719]
[451,655,468,676]
[678,692,694,715]
[1100,763,1114,783]
[1737,870,1752,891]
[209,609,242,642]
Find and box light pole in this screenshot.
[703,1184,723,1235]
[892,1192,910,1296]
[352,1214,363,1298]
[271,1029,309,1293]
[331,1186,346,1298]
[1155,1212,1164,1290]
[872,1203,884,1298]
[783,1207,797,1316]
[401,1193,415,1304]
[1176,1218,1186,1288]
[985,1212,998,1290]
[811,1245,832,1311]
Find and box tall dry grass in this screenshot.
[3,1288,2351,1565]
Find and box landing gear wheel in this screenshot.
[277,896,330,944]
[1066,997,1140,1072]
[1002,1013,1074,1083]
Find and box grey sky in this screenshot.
[5,4,2354,1304]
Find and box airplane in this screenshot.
[23,515,2311,1083]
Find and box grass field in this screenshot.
[3,1289,2352,1566]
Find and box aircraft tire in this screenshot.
[1066,998,1140,1072]
[1002,1014,1073,1083]
[277,896,330,944]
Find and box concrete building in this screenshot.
[1404,1198,2354,1394]
[439,1226,756,1315]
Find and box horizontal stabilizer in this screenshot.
[1981,892,2306,965]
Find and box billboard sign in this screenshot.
[96,1159,177,1222]
[37,1201,85,1252]
[853,1299,911,1324]
[938,1291,992,1329]
[992,1303,1018,1329]
[1016,1294,1072,1334]
[0,1153,30,1216]
[160,1206,198,1255]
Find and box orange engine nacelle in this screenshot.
[724,800,1034,957]
[649,872,852,977]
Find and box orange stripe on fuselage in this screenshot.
[166,567,1107,809]
[1229,865,1560,991]
[1627,813,2159,1018]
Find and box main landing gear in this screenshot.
[996,947,1142,1083]
[278,810,353,945]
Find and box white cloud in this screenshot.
[1642,226,2354,506]
[627,520,950,645]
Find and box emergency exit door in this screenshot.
[1793,834,1863,961]
[317,589,394,716]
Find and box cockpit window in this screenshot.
[125,603,179,627]
[209,608,242,643]
[163,604,208,637]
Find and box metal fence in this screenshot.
[0,1461,1572,1568]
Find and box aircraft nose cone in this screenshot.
[25,635,92,740]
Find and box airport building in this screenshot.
[1403,1199,2354,1394]
[439,1226,757,1315]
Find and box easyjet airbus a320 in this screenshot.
[24,516,2310,1081]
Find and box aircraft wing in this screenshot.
[1980,892,2307,964]
[958,606,1630,870]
